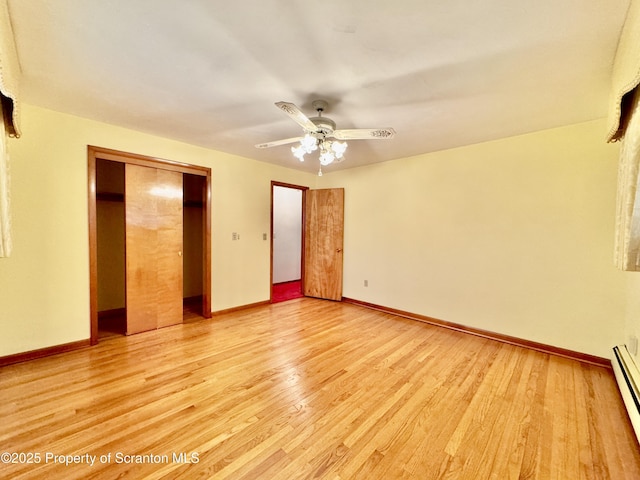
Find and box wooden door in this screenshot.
[155,169,184,328]
[304,188,344,301]
[125,164,183,334]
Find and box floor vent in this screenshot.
[612,344,640,443]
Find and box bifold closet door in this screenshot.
[125,164,183,334]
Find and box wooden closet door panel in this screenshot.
[125,164,159,334]
[156,170,184,328]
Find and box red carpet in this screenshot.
[272,280,303,303]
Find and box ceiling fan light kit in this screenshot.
[256,100,395,175]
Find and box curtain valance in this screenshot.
[607,0,640,143]
[0,0,20,137]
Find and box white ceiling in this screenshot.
[7,0,631,173]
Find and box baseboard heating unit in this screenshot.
[612,345,640,443]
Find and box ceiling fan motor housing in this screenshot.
[309,116,336,135]
[309,99,335,135]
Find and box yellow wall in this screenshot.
[0,104,316,356]
[1,105,635,360]
[319,119,629,358]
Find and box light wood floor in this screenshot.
[2,298,639,479]
[98,297,206,339]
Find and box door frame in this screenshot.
[270,181,308,302]
[88,146,212,344]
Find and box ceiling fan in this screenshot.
[255,100,395,175]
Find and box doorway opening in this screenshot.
[271,182,308,303]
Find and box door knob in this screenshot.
[178,251,183,257]
[336,248,343,253]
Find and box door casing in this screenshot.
[270,181,308,301]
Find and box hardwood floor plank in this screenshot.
[1,298,639,479]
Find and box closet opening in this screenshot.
[96,159,126,338]
[182,173,207,322]
[89,146,212,343]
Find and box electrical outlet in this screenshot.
[364,280,368,287]
[263,233,267,240]
[232,232,239,241]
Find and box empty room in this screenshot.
[3,1,640,478]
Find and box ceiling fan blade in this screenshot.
[255,136,303,149]
[332,128,396,140]
[275,101,317,131]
